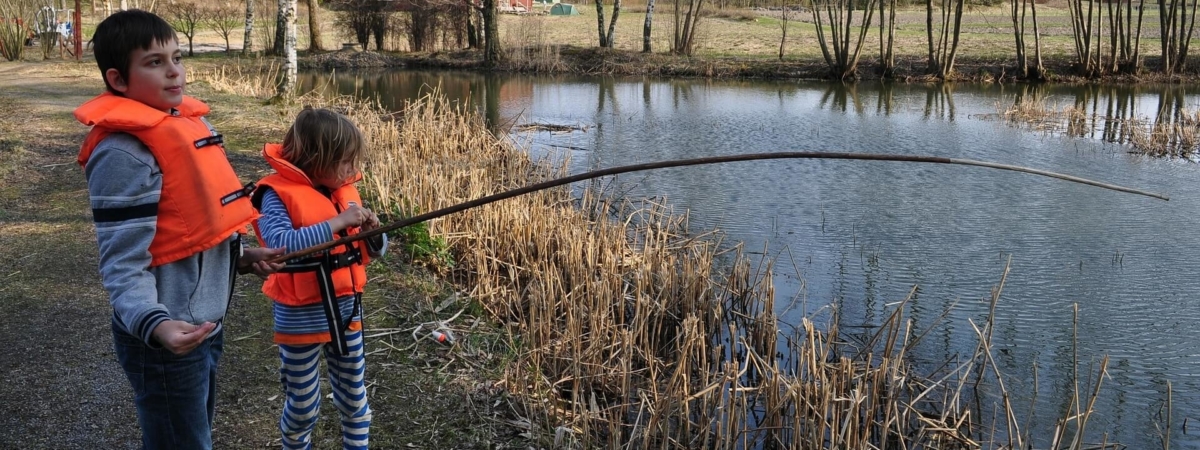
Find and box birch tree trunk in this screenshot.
[243,0,254,55]
[605,0,621,48]
[279,0,296,96]
[642,0,655,52]
[274,0,287,56]
[596,0,608,47]
[119,0,127,10]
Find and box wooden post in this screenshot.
[73,0,82,60]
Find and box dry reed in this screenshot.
[1000,96,1200,157]
[502,15,567,73]
[194,63,1120,449]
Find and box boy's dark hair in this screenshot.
[90,9,177,95]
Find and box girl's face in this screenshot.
[312,159,357,189]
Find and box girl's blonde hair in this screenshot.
[282,107,365,178]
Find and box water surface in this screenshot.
[301,70,1200,448]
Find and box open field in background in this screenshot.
[496,3,1166,72]
[19,0,1186,81]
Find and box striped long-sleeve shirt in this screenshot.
[256,188,387,345]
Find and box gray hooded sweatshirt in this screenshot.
[84,119,239,347]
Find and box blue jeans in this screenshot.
[113,320,224,450]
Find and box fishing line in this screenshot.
[255,151,1169,267]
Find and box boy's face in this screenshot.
[104,38,184,112]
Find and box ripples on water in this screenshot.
[301,71,1200,448]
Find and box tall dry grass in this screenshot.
[502,15,567,73]
[194,63,1119,449]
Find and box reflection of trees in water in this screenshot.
[300,70,548,135]
[819,82,865,115]
[922,83,956,122]
[669,79,693,110]
[876,82,896,116]
[815,82,952,120]
[1006,83,1200,156]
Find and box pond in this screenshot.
[300,70,1200,448]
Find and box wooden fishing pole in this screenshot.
[257,152,1169,266]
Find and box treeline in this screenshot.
[3,0,1197,81]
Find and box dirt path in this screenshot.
[0,61,142,448]
[0,60,522,449]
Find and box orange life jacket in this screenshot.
[252,143,370,308]
[75,93,257,267]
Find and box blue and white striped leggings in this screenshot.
[278,330,371,450]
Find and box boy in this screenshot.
[74,10,284,449]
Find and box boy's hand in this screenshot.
[240,247,286,279]
[151,320,216,355]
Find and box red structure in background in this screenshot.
[503,0,533,12]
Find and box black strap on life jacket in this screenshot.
[279,245,363,356]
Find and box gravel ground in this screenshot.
[0,59,528,450]
[0,62,142,449]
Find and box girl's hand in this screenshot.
[330,203,368,232]
[360,208,380,232]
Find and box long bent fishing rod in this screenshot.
[262,152,1168,265]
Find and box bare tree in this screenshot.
[672,0,704,55]
[1114,0,1144,72]
[466,0,479,48]
[335,0,397,51]
[257,0,278,53]
[0,0,34,61]
[642,0,655,52]
[164,1,206,56]
[335,0,372,50]
[1066,0,1100,75]
[878,0,896,76]
[306,0,322,51]
[595,0,620,48]
[1159,0,1196,73]
[243,0,254,54]
[484,0,502,64]
[278,0,296,95]
[368,7,390,50]
[402,0,467,52]
[925,0,964,78]
[1009,0,1045,79]
[207,1,242,53]
[812,0,877,79]
[778,0,789,60]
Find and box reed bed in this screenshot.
[1000,96,1200,157]
[194,64,1119,449]
[187,57,282,98]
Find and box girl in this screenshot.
[252,107,385,450]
